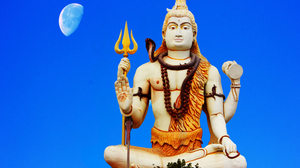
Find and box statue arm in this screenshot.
[115,58,150,128]
[222,61,243,123]
[223,79,240,122]
[130,65,151,128]
[205,65,237,154]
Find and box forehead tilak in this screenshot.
[167,17,191,25]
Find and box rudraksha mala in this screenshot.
[161,65,193,120]
[157,52,200,120]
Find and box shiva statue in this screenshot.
[104,0,247,167]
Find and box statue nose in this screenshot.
[176,28,182,37]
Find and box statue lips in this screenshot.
[175,38,183,42]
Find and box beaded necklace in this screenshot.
[158,52,200,120]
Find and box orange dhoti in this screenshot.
[150,127,203,156]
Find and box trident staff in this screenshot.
[114,21,138,168]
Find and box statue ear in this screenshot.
[193,31,197,41]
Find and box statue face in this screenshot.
[165,17,193,51]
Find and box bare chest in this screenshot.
[149,69,188,91]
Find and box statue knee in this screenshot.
[233,155,247,168]
[104,145,126,165]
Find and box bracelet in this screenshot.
[120,106,133,117]
[218,135,230,144]
[225,150,240,159]
[230,84,241,88]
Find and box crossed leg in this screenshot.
[104,144,246,168]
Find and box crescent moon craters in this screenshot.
[59,3,84,36]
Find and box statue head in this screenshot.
[162,0,197,43]
[154,0,206,61]
[165,16,194,51]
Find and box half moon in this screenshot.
[59,3,84,36]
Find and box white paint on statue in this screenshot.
[104,0,247,167]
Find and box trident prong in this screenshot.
[114,21,138,57]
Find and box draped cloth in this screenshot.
[151,127,203,156]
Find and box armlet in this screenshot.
[133,87,151,100]
[205,85,225,100]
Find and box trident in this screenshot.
[114,21,138,168]
[115,21,138,57]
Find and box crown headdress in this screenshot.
[167,0,188,12]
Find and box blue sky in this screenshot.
[1,0,299,167]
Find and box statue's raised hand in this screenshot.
[115,58,133,114]
[222,61,243,81]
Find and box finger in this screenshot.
[229,144,236,154]
[227,62,232,69]
[121,79,125,87]
[224,62,229,66]
[118,82,122,90]
[121,58,130,70]
[115,82,120,95]
[130,88,133,95]
[117,67,124,77]
[120,73,125,79]
[122,86,126,92]
[232,144,237,153]
[222,62,229,73]
[125,79,129,87]
[224,145,230,155]
[122,57,129,62]
[120,59,129,66]
[229,145,233,154]
[127,86,130,92]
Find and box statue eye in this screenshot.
[168,25,177,30]
[182,25,189,30]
